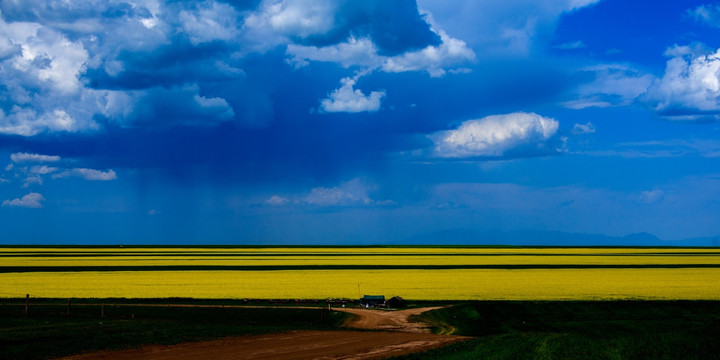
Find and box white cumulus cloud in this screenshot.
[0,14,110,135]
[431,112,559,158]
[243,0,337,50]
[266,195,290,206]
[380,12,476,77]
[193,94,235,119]
[642,45,720,121]
[2,192,45,208]
[7,153,117,191]
[246,0,336,37]
[5,21,88,95]
[179,1,240,45]
[29,165,58,174]
[286,37,379,68]
[563,64,654,109]
[304,178,373,206]
[266,179,392,207]
[22,175,43,188]
[10,153,61,163]
[53,168,117,181]
[572,121,596,134]
[320,75,385,113]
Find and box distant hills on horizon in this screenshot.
[3,229,719,247]
[399,229,720,247]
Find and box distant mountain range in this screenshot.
[400,229,720,247]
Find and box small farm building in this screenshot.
[387,296,406,308]
[360,295,385,307]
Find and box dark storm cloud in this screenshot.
[300,0,441,55]
[0,0,109,22]
[0,0,256,23]
[84,39,241,90]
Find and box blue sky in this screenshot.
[1,0,720,244]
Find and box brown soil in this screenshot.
[56,330,467,360]
[54,306,468,360]
[335,306,444,333]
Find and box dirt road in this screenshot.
[55,306,467,360]
[335,306,443,333]
[58,330,467,360]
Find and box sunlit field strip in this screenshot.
[2,247,720,255]
[2,268,720,300]
[5,255,720,267]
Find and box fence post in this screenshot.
[24,294,29,315]
[101,304,105,318]
[67,299,71,316]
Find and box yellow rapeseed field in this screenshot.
[1,269,720,300]
[1,247,719,300]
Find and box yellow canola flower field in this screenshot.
[2,268,720,300]
[2,247,720,300]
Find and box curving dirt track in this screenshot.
[335,306,443,333]
[55,306,468,360]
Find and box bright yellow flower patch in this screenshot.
[1,268,720,300]
[1,247,719,300]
